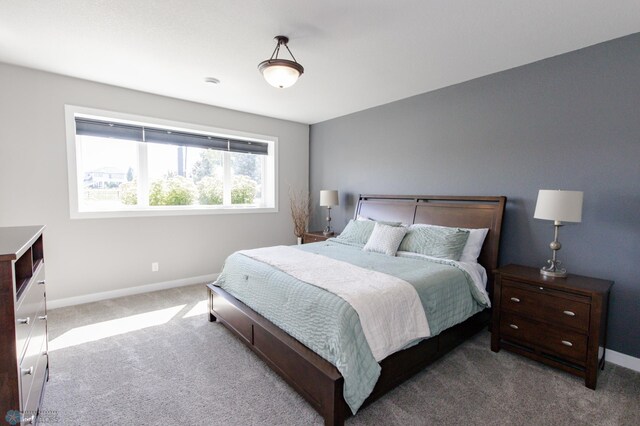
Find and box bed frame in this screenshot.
[207,194,506,425]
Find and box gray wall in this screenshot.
[0,63,309,302]
[310,34,640,357]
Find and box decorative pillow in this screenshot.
[398,224,470,260]
[459,228,489,263]
[336,219,402,245]
[363,223,408,256]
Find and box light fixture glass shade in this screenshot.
[258,36,304,89]
[320,190,339,207]
[534,190,583,223]
[260,60,302,88]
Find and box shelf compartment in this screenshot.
[14,247,33,298]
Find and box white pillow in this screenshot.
[459,228,489,263]
[363,222,408,256]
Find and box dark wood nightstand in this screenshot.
[491,264,613,390]
[301,231,334,244]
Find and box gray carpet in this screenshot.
[40,285,639,425]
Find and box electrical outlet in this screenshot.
[151,262,159,272]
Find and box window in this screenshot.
[65,106,277,218]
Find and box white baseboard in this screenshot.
[48,273,219,309]
[606,348,640,373]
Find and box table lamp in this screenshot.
[534,189,583,277]
[320,190,339,236]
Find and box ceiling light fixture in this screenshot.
[258,35,304,89]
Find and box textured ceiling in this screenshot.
[1,0,639,124]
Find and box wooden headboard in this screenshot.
[355,194,506,293]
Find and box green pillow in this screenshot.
[398,224,470,260]
[336,219,402,246]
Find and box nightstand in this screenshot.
[491,264,612,390]
[301,231,334,244]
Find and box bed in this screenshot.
[207,194,506,425]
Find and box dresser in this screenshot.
[491,264,612,389]
[0,226,48,425]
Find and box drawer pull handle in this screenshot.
[23,415,35,425]
[21,366,33,376]
[17,317,30,325]
[509,324,519,330]
[539,287,544,290]
[38,280,46,285]
[563,310,575,317]
[561,340,573,347]
[510,297,520,303]
[38,315,47,321]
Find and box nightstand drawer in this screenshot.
[500,312,587,362]
[501,280,590,332]
[303,234,326,243]
[302,232,335,244]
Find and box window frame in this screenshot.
[65,105,278,219]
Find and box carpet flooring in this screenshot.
[40,284,639,425]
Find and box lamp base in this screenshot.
[323,206,333,237]
[540,258,567,278]
[540,267,567,278]
[540,224,568,278]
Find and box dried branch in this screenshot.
[289,186,311,238]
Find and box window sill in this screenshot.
[70,206,278,219]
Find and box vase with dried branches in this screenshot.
[289,187,311,244]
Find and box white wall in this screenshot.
[0,63,309,302]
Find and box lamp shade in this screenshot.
[319,190,339,207]
[260,60,302,89]
[534,190,583,223]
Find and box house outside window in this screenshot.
[65,106,277,218]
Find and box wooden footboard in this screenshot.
[208,283,490,426]
[208,284,347,425]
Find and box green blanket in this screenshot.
[213,240,487,413]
